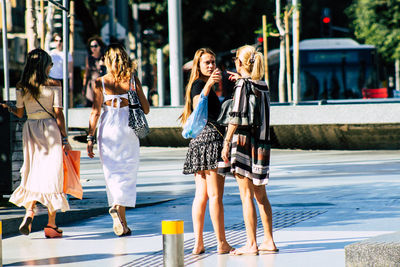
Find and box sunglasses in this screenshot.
[55,39,62,42]
[90,44,99,48]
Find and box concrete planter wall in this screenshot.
[68,102,400,150]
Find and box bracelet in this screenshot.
[223,139,231,146]
[62,136,69,145]
[87,135,96,144]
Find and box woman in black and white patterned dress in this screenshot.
[220,45,278,256]
[180,48,232,255]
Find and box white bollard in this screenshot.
[162,220,184,267]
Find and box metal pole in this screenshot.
[132,3,143,81]
[262,15,269,87]
[162,220,184,267]
[69,0,75,108]
[285,10,292,102]
[1,0,9,101]
[292,0,300,104]
[62,0,69,126]
[108,0,115,43]
[157,48,165,107]
[168,0,183,106]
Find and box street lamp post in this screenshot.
[168,0,183,106]
[62,0,69,126]
[1,0,9,101]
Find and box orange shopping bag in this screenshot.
[63,150,83,199]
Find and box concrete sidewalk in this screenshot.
[2,147,400,266]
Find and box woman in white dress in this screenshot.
[2,49,71,238]
[87,43,150,236]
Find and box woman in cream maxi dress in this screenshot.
[2,49,71,238]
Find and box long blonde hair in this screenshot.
[180,48,216,125]
[236,45,264,80]
[16,48,52,99]
[104,43,137,82]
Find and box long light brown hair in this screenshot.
[179,48,216,125]
[104,43,137,82]
[16,48,53,99]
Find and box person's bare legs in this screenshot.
[192,172,208,254]
[25,201,36,218]
[47,209,57,228]
[205,169,232,253]
[116,205,129,232]
[254,185,277,251]
[232,175,258,254]
[19,201,36,235]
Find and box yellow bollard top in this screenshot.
[162,220,184,235]
[0,220,2,235]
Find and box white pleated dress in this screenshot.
[97,78,140,207]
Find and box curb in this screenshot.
[2,198,176,238]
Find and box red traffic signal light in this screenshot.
[322,17,331,24]
[257,36,263,43]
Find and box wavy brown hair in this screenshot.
[16,48,53,99]
[179,48,216,125]
[104,43,137,83]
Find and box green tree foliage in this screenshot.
[347,0,400,61]
[133,0,275,61]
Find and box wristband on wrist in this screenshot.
[87,135,96,144]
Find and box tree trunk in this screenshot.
[45,3,55,51]
[284,10,292,102]
[275,0,286,103]
[396,59,400,91]
[26,0,38,51]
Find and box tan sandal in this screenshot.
[109,206,124,236]
[229,246,259,256]
[19,209,35,236]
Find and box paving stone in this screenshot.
[345,231,400,266]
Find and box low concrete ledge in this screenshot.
[273,123,400,149]
[68,103,400,149]
[345,231,400,266]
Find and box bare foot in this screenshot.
[258,241,278,252]
[192,247,205,255]
[229,245,258,256]
[217,241,234,254]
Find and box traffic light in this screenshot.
[255,35,263,49]
[321,8,332,37]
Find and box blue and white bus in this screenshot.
[268,38,380,102]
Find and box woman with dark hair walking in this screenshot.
[2,48,71,238]
[83,36,106,107]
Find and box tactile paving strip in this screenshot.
[121,209,326,267]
